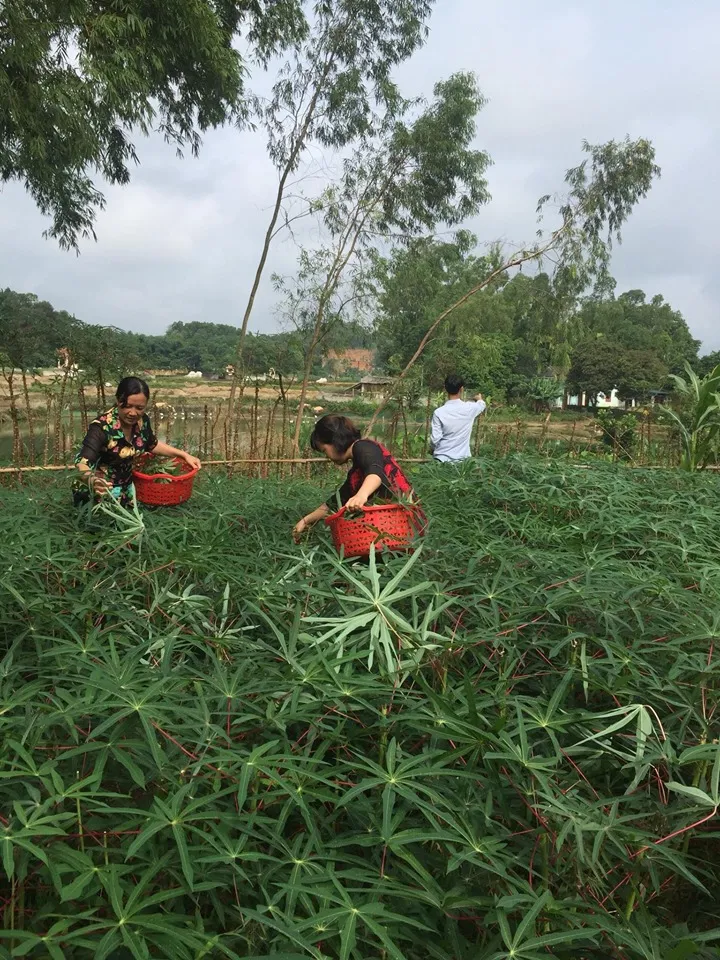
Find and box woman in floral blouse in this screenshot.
[73,377,201,508]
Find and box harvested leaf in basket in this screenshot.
[149,459,184,476]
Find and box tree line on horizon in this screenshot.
[1,271,716,408]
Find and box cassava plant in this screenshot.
[0,461,719,958]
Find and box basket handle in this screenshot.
[326,504,362,524]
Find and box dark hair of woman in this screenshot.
[310,414,361,454]
[116,377,150,406]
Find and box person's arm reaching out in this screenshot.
[76,423,111,494]
[346,474,382,509]
[293,503,331,541]
[344,440,385,507]
[152,440,201,471]
[472,394,486,417]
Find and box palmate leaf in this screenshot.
[233,906,325,959]
[3,461,720,955]
[291,886,433,959]
[666,782,717,807]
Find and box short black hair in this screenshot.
[445,375,464,395]
[116,377,150,406]
[310,414,361,454]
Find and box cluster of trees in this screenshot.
[131,319,372,375]
[2,274,713,409]
[372,233,705,405]
[0,288,373,380]
[3,0,713,419]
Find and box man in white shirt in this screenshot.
[430,375,486,462]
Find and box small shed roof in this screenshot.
[350,375,394,386]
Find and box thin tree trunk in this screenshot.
[43,397,51,466]
[78,381,89,433]
[251,384,260,459]
[54,367,70,464]
[400,397,409,457]
[21,370,35,466]
[226,57,335,417]
[280,390,289,466]
[5,374,22,466]
[230,384,246,462]
[292,345,319,454]
[423,388,433,451]
[234,102,397,442]
[211,402,223,460]
[263,394,282,478]
[291,180,392,453]
[68,406,76,457]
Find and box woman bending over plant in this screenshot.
[73,377,201,508]
[293,415,416,540]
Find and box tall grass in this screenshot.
[1,459,719,958]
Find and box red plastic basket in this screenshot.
[325,503,425,558]
[132,456,198,507]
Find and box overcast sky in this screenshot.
[2,0,718,351]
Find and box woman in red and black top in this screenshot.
[293,415,415,541]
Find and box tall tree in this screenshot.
[366,136,661,430]
[502,272,576,377]
[279,71,491,451]
[0,289,66,463]
[575,289,699,372]
[373,231,509,376]
[696,351,720,378]
[566,337,668,407]
[428,331,518,397]
[1,0,307,248]
[226,0,435,416]
[71,323,138,409]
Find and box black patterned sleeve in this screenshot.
[143,416,158,452]
[75,422,107,468]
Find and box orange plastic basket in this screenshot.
[132,456,198,507]
[324,503,425,558]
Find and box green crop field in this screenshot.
[1,458,719,959]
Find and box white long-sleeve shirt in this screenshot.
[430,397,486,462]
